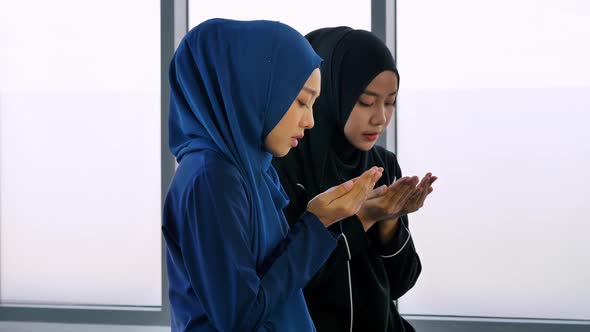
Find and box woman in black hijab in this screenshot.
[272,27,437,332]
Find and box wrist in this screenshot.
[356,207,375,224]
[377,217,400,242]
[306,209,332,228]
[320,217,334,228]
[356,212,377,231]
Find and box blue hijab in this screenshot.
[169,18,321,211]
[164,19,333,331]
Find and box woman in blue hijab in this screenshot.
[162,19,383,331]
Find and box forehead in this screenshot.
[301,68,321,96]
[366,71,398,91]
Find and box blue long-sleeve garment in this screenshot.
[162,19,338,331]
[163,151,338,331]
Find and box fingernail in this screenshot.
[343,180,353,190]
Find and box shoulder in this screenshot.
[372,145,399,166]
[371,145,402,179]
[203,152,244,180]
[176,151,248,196]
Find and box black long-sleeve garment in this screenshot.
[272,27,421,332]
[275,146,421,332]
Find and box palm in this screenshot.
[401,174,437,215]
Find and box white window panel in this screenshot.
[0,0,161,307]
[189,0,371,36]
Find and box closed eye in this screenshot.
[298,100,309,108]
[385,98,397,107]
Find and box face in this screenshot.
[343,70,398,151]
[265,68,321,157]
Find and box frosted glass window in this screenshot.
[0,0,162,307]
[189,0,371,36]
[395,0,590,320]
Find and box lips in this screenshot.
[291,134,304,147]
[362,132,379,141]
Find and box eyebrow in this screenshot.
[363,89,397,97]
[302,86,319,97]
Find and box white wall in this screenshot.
[395,0,590,320]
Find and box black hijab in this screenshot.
[273,27,399,200]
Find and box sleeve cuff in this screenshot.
[379,216,412,258]
[299,211,340,243]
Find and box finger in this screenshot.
[384,177,418,210]
[350,168,383,184]
[422,173,437,192]
[382,177,407,198]
[398,176,420,198]
[363,167,384,194]
[323,178,355,202]
[387,176,414,193]
[384,177,412,203]
[370,168,384,189]
[414,174,429,190]
[417,189,429,207]
[429,176,438,185]
[408,176,420,188]
[367,184,388,200]
[346,167,378,196]
[352,167,382,203]
[418,178,437,204]
[327,167,383,197]
[415,183,435,207]
[409,188,423,202]
[364,167,383,188]
[386,175,413,193]
[403,175,426,205]
[389,176,412,187]
[398,183,420,206]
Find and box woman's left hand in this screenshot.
[400,172,437,215]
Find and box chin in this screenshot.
[272,148,291,158]
[356,142,375,151]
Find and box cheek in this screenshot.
[294,113,305,127]
[263,135,273,153]
[343,121,354,142]
[385,109,394,125]
[343,120,362,142]
[283,112,301,130]
[344,107,370,142]
[350,112,370,131]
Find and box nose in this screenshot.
[301,108,315,129]
[370,105,387,126]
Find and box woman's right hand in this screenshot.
[307,167,384,227]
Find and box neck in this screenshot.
[332,130,360,164]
